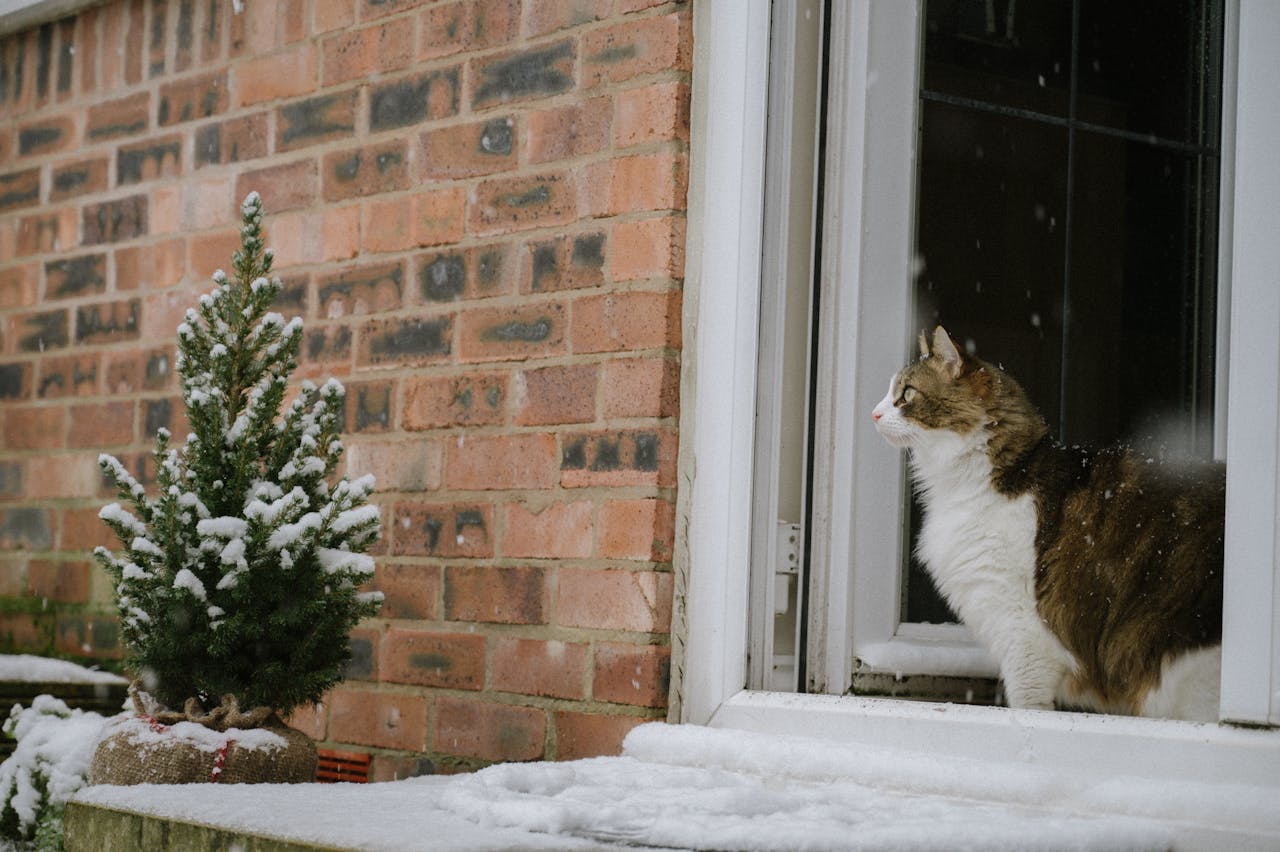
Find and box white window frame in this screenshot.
[0,0,95,36]
[673,0,1280,840]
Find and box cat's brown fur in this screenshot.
[885,328,1224,715]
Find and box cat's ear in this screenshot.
[918,330,931,359]
[932,326,964,378]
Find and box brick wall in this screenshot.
[0,0,689,777]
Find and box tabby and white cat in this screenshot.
[872,327,1224,721]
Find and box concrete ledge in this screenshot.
[64,801,344,852]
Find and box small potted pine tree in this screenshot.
[89,192,382,785]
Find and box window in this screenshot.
[674,0,1280,838]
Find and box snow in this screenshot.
[171,568,208,600]
[99,715,285,754]
[66,723,1236,851]
[0,656,126,686]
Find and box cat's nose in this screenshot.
[872,409,882,422]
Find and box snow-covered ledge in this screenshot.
[674,1,1280,849]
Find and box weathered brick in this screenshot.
[593,642,670,708]
[583,13,691,86]
[412,186,467,248]
[0,169,40,213]
[560,428,676,488]
[470,172,575,235]
[59,506,115,555]
[315,0,355,32]
[17,117,74,157]
[49,157,110,202]
[524,0,610,37]
[554,711,648,761]
[571,290,681,353]
[82,195,148,244]
[390,501,493,557]
[36,353,98,399]
[15,210,78,258]
[443,564,548,625]
[321,18,414,84]
[357,315,452,367]
[302,325,352,365]
[67,400,133,448]
[599,498,675,561]
[371,562,440,621]
[235,160,317,212]
[503,500,593,559]
[143,398,172,436]
[615,80,690,147]
[492,637,587,700]
[602,356,680,419]
[0,364,32,401]
[413,242,516,304]
[380,627,485,689]
[402,372,507,429]
[115,239,186,291]
[86,92,149,140]
[0,463,20,498]
[612,216,685,282]
[283,701,327,741]
[457,302,567,363]
[446,432,559,490]
[345,379,395,432]
[323,140,410,202]
[158,71,228,125]
[472,39,573,108]
[420,0,519,59]
[55,615,120,659]
[46,254,106,300]
[321,205,362,262]
[0,265,38,309]
[368,68,460,131]
[75,299,141,344]
[147,0,167,77]
[588,151,690,216]
[558,567,673,633]
[13,309,69,352]
[117,136,183,185]
[234,45,317,105]
[0,508,53,550]
[194,113,269,168]
[103,348,174,395]
[420,116,517,179]
[328,686,427,751]
[345,627,380,681]
[3,405,64,449]
[522,232,605,293]
[278,90,357,152]
[434,697,545,763]
[0,612,53,655]
[514,364,597,426]
[318,262,403,318]
[26,560,90,604]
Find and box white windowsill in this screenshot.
[0,0,97,36]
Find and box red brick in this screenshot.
[380,627,485,689]
[158,71,229,125]
[612,216,685,282]
[317,261,404,318]
[0,613,50,654]
[26,453,103,500]
[554,712,649,760]
[560,429,677,488]
[26,560,90,604]
[283,700,327,741]
[14,210,77,258]
[322,19,414,84]
[503,500,593,559]
[36,354,99,399]
[0,169,40,214]
[357,315,453,368]
[346,438,442,492]
[323,141,410,202]
[114,239,186,292]
[598,498,675,561]
[328,686,427,751]
[0,559,25,598]
[235,45,318,106]
[413,243,518,304]
[434,697,545,763]
[86,92,150,141]
[315,0,356,32]
[614,80,690,147]
[49,157,110,203]
[571,290,681,354]
[235,160,318,213]
[445,433,559,490]
[345,378,396,433]
[557,567,673,632]
[443,564,548,625]
[456,302,567,364]
[413,187,468,249]
[601,356,679,419]
[142,284,205,343]
[421,117,518,180]
[521,232,606,294]
[390,502,493,558]
[361,197,413,254]
[588,151,689,216]
[3,306,57,356]
[524,0,609,37]
[525,96,612,164]
[421,0,520,60]
[103,348,174,396]
[194,113,270,168]
[514,364,597,426]
[470,172,575,236]
[371,562,440,621]
[55,615,121,659]
[17,117,76,158]
[66,401,133,448]
[402,372,508,429]
[59,506,116,552]
[322,206,363,262]
[492,637,588,700]
[583,13,691,86]
[188,231,241,280]
[0,265,38,309]
[592,642,670,708]
[4,406,65,450]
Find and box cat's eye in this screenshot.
[898,386,918,405]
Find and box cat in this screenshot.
[872,326,1224,722]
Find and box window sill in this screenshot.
[0,0,96,37]
[708,689,1280,847]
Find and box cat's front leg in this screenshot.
[997,641,1070,710]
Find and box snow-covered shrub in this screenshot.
[95,192,383,714]
[0,696,110,850]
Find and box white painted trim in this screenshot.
[671,0,772,725]
[0,0,96,36]
[1220,0,1280,726]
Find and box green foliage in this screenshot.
[95,193,382,713]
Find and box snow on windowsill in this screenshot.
[0,655,127,686]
